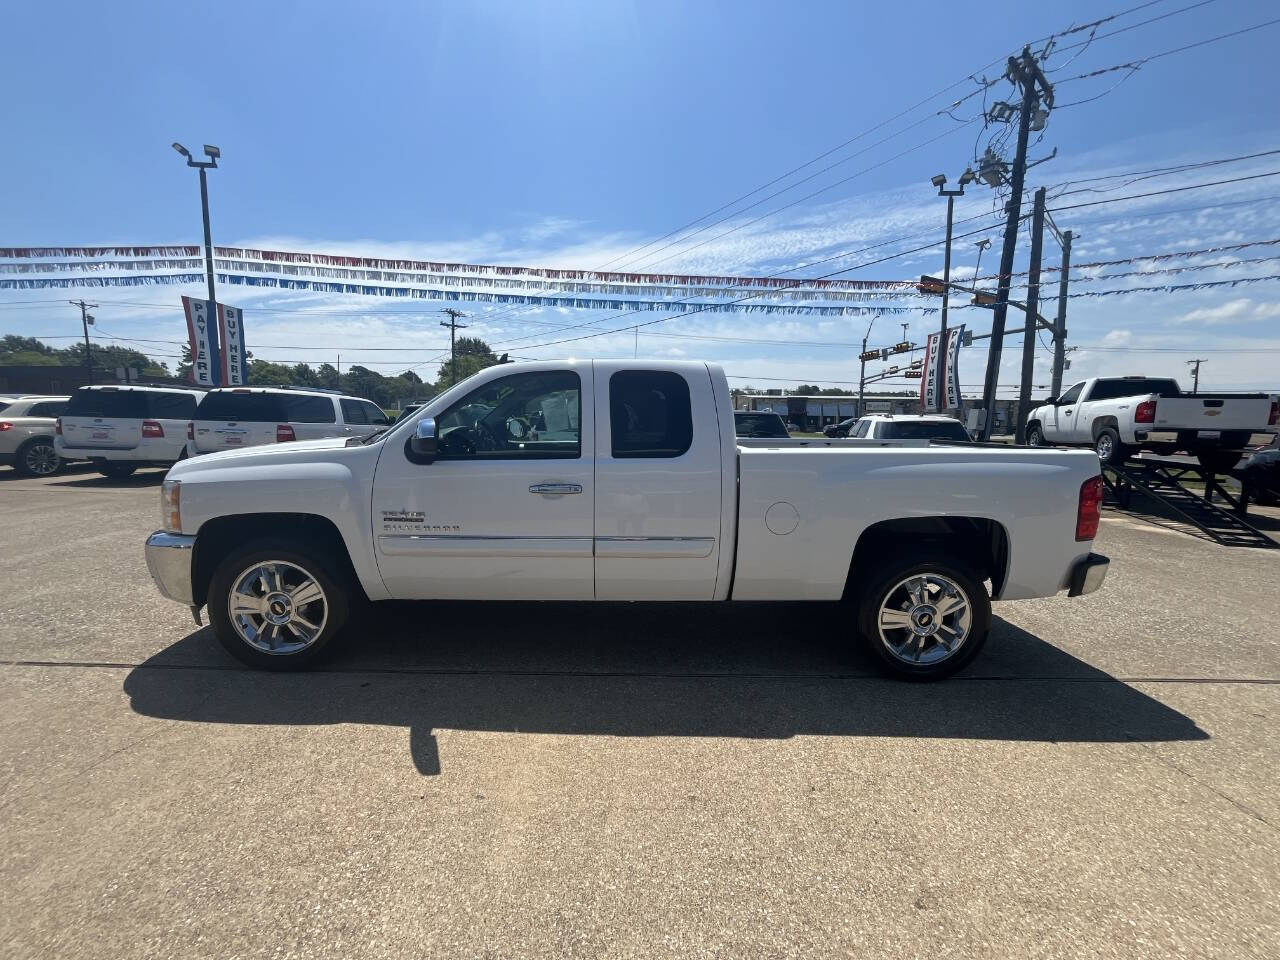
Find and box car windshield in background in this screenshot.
[882,420,969,441]
[735,413,790,438]
[64,389,149,418]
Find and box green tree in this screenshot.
[247,359,295,386]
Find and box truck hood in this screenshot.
[169,436,356,477]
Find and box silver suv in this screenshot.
[0,395,71,476]
[187,387,391,456]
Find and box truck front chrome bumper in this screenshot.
[1068,552,1109,597]
[145,530,196,606]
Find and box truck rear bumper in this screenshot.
[145,531,196,606]
[1068,552,1109,597]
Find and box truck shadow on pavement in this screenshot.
[124,604,1207,776]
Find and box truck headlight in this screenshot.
[161,479,182,533]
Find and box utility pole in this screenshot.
[978,48,1053,439]
[1015,187,1047,444]
[71,300,98,385]
[440,308,468,385]
[857,318,875,418]
[1051,229,1072,397]
[1187,358,1206,394]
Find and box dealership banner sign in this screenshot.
[182,296,220,387]
[217,304,248,386]
[920,323,965,413]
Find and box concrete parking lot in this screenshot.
[2,466,1278,959]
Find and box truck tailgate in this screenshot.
[1152,396,1272,433]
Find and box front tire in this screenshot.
[15,438,62,477]
[854,551,991,681]
[1025,424,1045,446]
[208,541,349,670]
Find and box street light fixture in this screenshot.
[929,167,976,411]
[172,141,222,362]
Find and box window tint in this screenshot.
[64,388,147,418]
[27,401,67,417]
[1087,378,1181,401]
[361,401,390,425]
[734,412,789,438]
[147,392,197,419]
[435,370,581,459]
[881,420,969,441]
[610,370,693,458]
[1056,383,1084,406]
[0,401,10,414]
[280,394,337,423]
[195,392,282,422]
[340,398,368,425]
[852,419,871,438]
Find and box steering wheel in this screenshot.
[473,419,503,452]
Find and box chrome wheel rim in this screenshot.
[26,443,59,475]
[1027,428,1042,446]
[228,560,328,655]
[876,573,972,666]
[1096,434,1113,460]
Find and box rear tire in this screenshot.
[1196,450,1243,476]
[853,550,991,681]
[15,438,62,477]
[208,540,349,671]
[1094,428,1128,464]
[97,462,138,479]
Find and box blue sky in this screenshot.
[3,0,1279,392]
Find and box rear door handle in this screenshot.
[529,482,583,495]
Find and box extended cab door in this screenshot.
[592,363,724,600]
[370,364,594,600]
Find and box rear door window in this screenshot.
[281,394,337,424]
[609,370,693,458]
[64,389,148,418]
[147,392,197,419]
[1086,379,1181,401]
[882,420,969,440]
[27,401,67,417]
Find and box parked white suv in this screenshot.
[847,414,971,442]
[56,385,202,478]
[187,387,391,456]
[0,395,71,476]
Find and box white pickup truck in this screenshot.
[145,360,1109,680]
[1026,376,1277,472]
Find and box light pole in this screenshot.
[930,169,976,412]
[172,142,222,348]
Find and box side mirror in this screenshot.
[1044,395,1058,406]
[410,417,438,459]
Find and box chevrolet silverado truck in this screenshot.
[1026,376,1278,473]
[145,360,1109,680]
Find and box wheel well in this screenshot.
[192,513,364,607]
[1092,417,1118,440]
[845,516,1009,599]
[16,434,55,451]
[1026,419,1042,433]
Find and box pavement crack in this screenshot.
[1138,743,1276,835]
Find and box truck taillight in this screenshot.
[1077,475,1103,541]
[1134,400,1156,424]
[142,419,164,438]
[187,421,194,440]
[55,417,62,435]
[276,424,296,442]
[1270,400,1278,426]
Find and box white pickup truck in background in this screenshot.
[145,360,1109,681]
[1026,376,1278,472]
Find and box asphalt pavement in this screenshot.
[1,465,1278,959]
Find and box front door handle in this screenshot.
[529,482,583,495]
